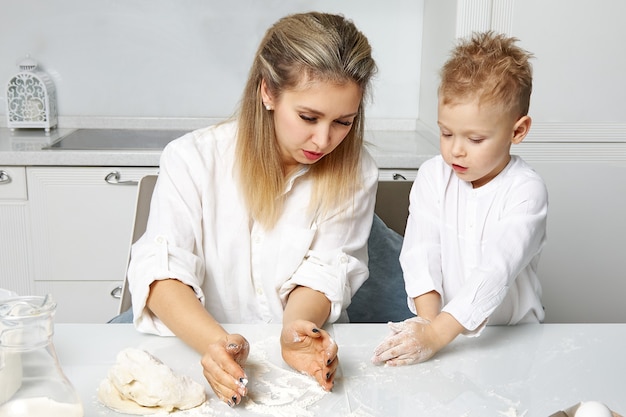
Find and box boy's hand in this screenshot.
[371,317,442,366]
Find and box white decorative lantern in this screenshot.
[6,56,58,132]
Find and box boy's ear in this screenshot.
[512,116,532,144]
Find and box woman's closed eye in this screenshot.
[334,119,352,127]
[300,114,352,127]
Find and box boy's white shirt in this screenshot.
[401,155,547,332]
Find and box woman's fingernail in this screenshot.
[227,400,234,407]
[312,328,320,333]
[326,372,330,380]
[232,395,238,405]
[327,358,332,365]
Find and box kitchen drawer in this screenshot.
[28,166,159,283]
[377,169,417,182]
[0,166,27,200]
[34,280,123,323]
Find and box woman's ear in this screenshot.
[260,79,274,109]
[512,115,532,144]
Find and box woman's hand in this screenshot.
[280,319,338,391]
[200,333,250,407]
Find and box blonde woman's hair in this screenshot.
[235,12,377,229]
[439,31,533,118]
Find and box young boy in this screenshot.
[372,31,548,366]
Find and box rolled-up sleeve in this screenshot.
[127,134,207,335]
[279,151,378,323]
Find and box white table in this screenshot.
[54,323,625,416]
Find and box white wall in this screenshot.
[418,0,626,144]
[513,0,626,125]
[0,0,423,128]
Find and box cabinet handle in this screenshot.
[0,170,11,185]
[104,171,138,185]
[392,173,407,181]
[110,285,123,299]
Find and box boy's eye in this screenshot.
[440,131,452,137]
[469,138,485,143]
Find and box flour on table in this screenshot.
[240,337,328,416]
[99,338,329,417]
[498,407,527,417]
[97,348,206,415]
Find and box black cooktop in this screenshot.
[45,129,189,150]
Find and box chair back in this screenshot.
[118,175,158,313]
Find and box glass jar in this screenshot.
[0,295,83,417]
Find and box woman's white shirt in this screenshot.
[127,121,378,335]
[400,155,548,332]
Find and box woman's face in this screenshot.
[262,79,362,174]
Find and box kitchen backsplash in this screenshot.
[0,0,423,129]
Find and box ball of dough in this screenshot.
[575,401,613,417]
[98,348,206,415]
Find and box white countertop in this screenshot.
[0,127,438,169]
[52,323,625,417]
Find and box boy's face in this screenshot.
[437,97,530,188]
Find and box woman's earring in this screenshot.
[263,102,272,111]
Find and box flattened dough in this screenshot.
[97,348,206,415]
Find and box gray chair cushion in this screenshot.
[108,307,133,323]
[347,214,413,323]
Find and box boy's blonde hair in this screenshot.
[439,31,533,118]
[235,12,377,229]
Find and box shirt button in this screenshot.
[253,235,261,244]
[155,236,164,244]
[339,255,348,264]
[256,287,264,296]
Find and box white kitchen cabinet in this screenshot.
[0,166,33,296]
[27,166,158,323]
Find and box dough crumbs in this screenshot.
[98,348,206,415]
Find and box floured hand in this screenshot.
[280,319,338,391]
[371,316,440,366]
[200,333,250,407]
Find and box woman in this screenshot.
[127,12,378,406]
